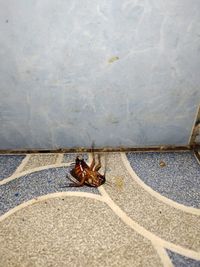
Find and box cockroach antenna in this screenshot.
[91,141,95,154]
[103,153,108,177]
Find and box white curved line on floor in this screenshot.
[99,186,200,261]
[0,192,105,222]
[0,162,73,186]
[194,151,200,165]
[121,152,200,216]
[152,243,174,267]
[0,185,199,261]
[14,154,31,174]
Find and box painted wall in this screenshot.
[0,0,200,149]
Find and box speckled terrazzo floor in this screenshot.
[0,152,200,267]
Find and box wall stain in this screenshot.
[108,56,119,63]
[106,115,119,124]
[110,119,119,124]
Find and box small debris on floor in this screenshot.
[159,161,166,167]
[115,176,124,189]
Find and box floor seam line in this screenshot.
[99,186,200,261]
[121,152,200,215]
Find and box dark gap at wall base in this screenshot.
[0,145,199,154]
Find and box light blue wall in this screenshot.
[0,0,200,149]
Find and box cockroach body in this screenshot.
[66,154,106,187]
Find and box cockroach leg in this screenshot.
[89,152,96,170]
[60,183,74,188]
[89,141,96,170]
[68,183,82,187]
[94,154,101,171]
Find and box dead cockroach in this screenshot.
[63,152,106,188]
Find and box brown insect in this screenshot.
[64,153,106,187]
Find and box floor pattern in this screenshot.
[126,151,200,208]
[167,250,200,267]
[0,155,25,181]
[0,167,99,216]
[0,152,199,267]
[21,154,58,172]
